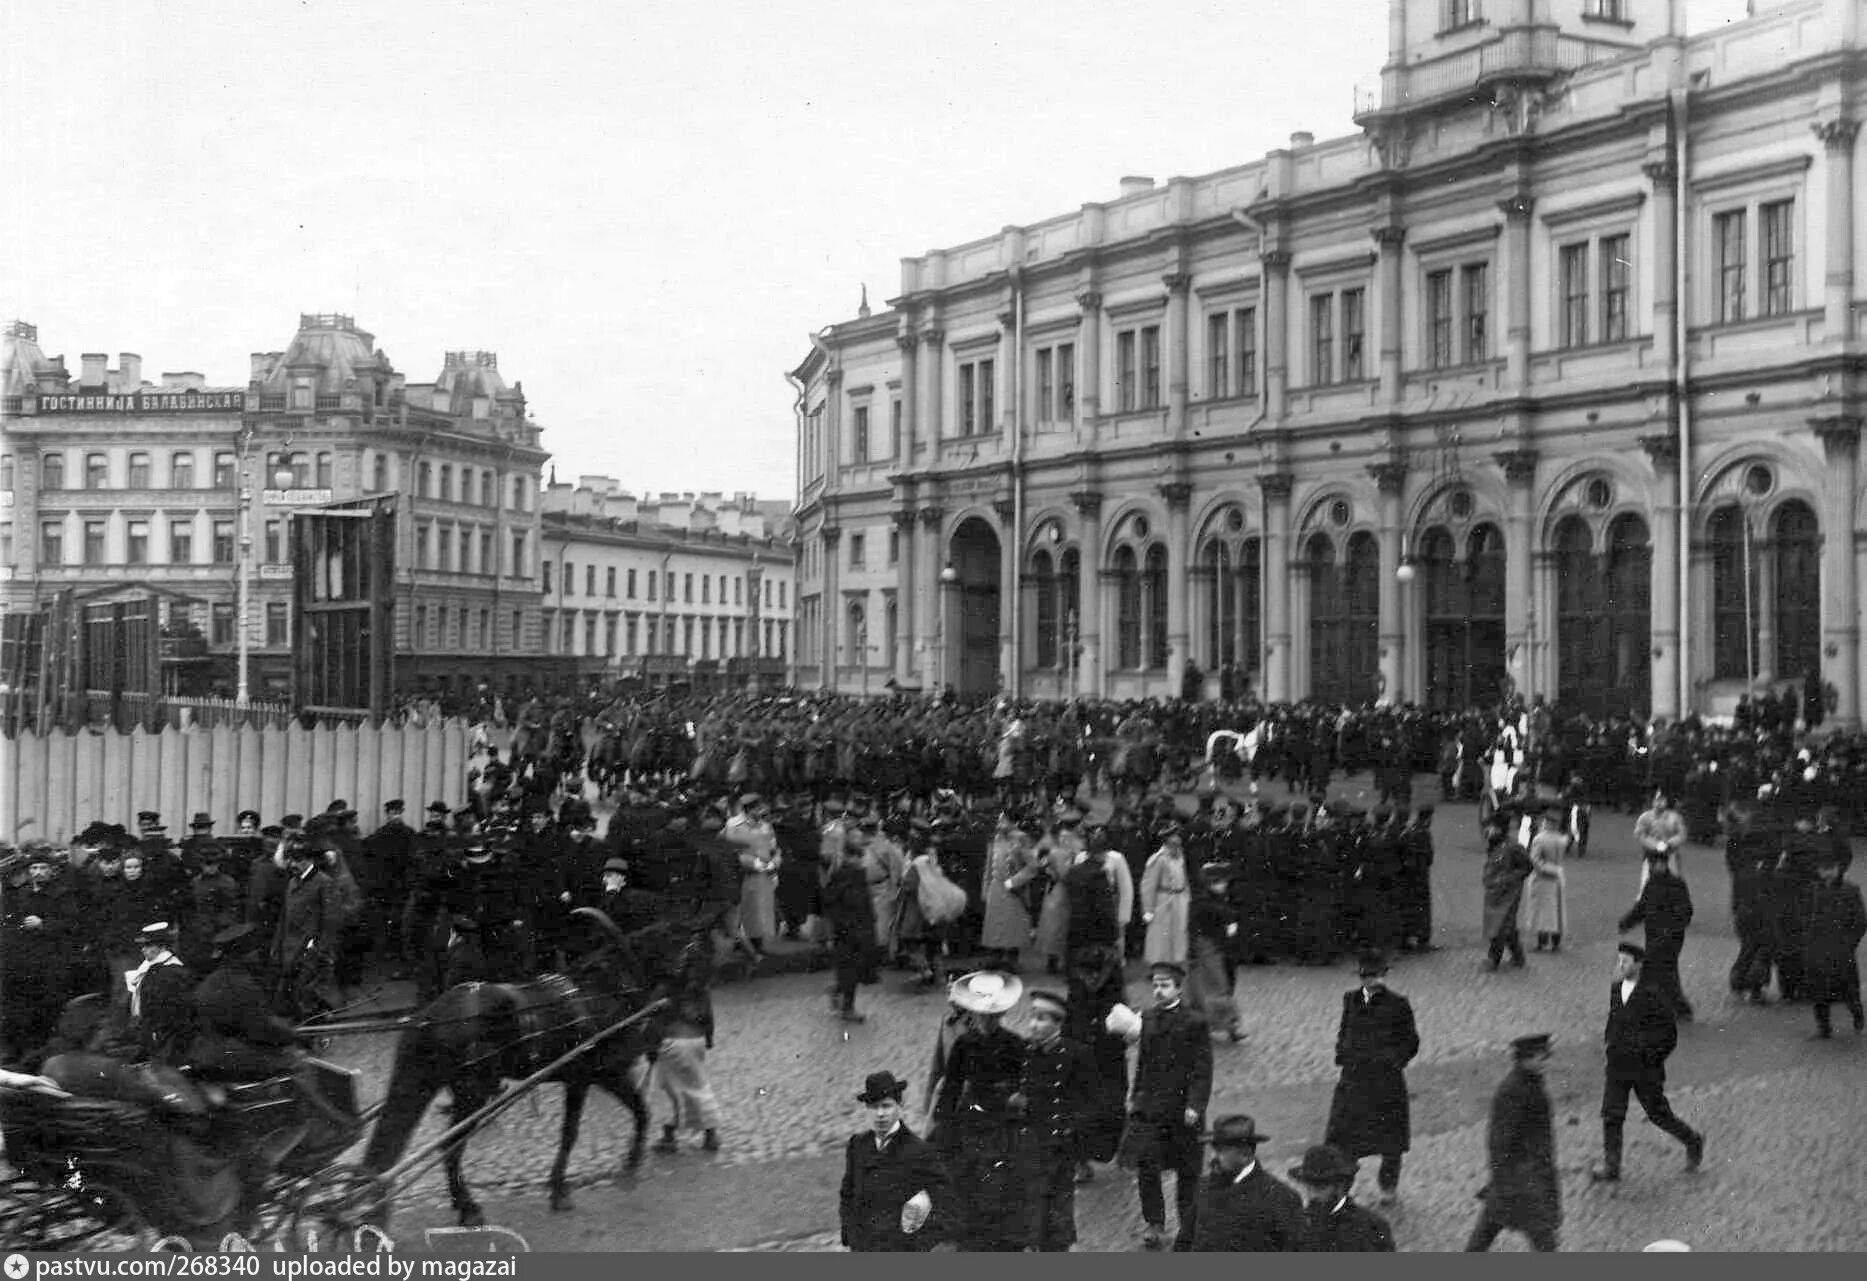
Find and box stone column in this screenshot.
[916,505,944,689]
[1638,434,1682,720]
[1532,549,1560,700]
[1496,449,1540,704]
[1072,490,1104,695]
[917,327,944,459]
[893,508,917,684]
[1498,197,1535,392]
[1075,290,1103,445]
[824,369,844,477]
[1816,416,1862,726]
[1813,119,1861,342]
[1262,252,1292,423]
[1189,564,1215,669]
[996,310,1017,438]
[1371,226,1406,406]
[1163,271,1192,440]
[895,331,919,460]
[1755,529,1777,683]
[1370,461,1407,704]
[1258,472,1295,701]
[1161,481,1192,694]
[821,524,842,693]
[1642,159,1678,371]
[994,498,1018,691]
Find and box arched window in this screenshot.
[1115,545,1141,670]
[1709,506,1752,679]
[1144,543,1168,670]
[1203,541,1231,664]
[1605,513,1652,715]
[1032,550,1057,667]
[1773,499,1820,681]
[1059,548,1081,667]
[40,452,63,491]
[1422,523,1507,711]
[1307,532,1354,703]
[1554,515,1603,714]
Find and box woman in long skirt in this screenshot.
[1140,826,1191,967]
[1520,805,1569,951]
[980,819,1036,970]
[1024,824,1079,974]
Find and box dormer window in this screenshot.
[291,379,312,411]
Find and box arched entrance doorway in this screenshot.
[947,516,1002,698]
[1554,511,1651,718]
[1421,522,1507,712]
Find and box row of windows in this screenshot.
[28,518,237,566]
[803,193,1807,457]
[543,611,790,661]
[0,450,535,511]
[539,562,787,609]
[1438,1,1627,30]
[409,606,529,654]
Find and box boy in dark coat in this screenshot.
[1018,989,1098,1251]
[1122,960,1212,1251]
[1324,950,1419,1206]
[1190,1114,1303,1252]
[1466,1033,1560,1251]
[1590,942,1704,1184]
[1288,1143,1395,1251]
[1802,851,1866,1038]
[839,1070,948,1252]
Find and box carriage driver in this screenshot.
[187,921,355,1131]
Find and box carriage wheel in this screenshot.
[0,1176,152,1252]
[284,1165,392,1252]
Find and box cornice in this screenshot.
[1408,223,1503,257]
[1689,153,1813,195]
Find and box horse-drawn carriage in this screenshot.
[0,907,684,1251]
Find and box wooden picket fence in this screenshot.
[0,718,472,845]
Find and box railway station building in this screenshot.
[789,0,1867,725]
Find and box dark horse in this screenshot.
[359,908,694,1227]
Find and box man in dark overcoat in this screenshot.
[1619,848,1696,1022]
[1063,829,1129,1174]
[1397,805,1436,952]
[1323,949,1419,1206]
[1590,942,1704,1184]
[821,839,878,1024]
[1190,1114,1302,1252]
[1288,1143,1395,1251]
[1,850,82,1062]
[1465,1033,1560,1251]
[839,1070,949,1252]
[1018,989,1098,1251]
[1121,960,1212,1251]
[1802,849,1866,1038]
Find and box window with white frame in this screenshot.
[1205,306,1257,399]
[1423,261,1490,368]
[1444,0,1479,30]
[1714,210,1747,323]
[1584,0,1628,20]
[1034,342,1075,422]
[957,357,995,436]
[1761,199,1795,317]
[1114,324,1160,412]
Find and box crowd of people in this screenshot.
[2,682,1864,1250]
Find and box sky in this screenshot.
[2,0,1753,503]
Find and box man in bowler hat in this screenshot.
[1324,949,1419,1206]
[1288,1143,1394,1251]
[1591,942,1704,1184]
[1466,1033,1560,1251]
[839,1070,948,1251]
[1190,1114,1303,1252]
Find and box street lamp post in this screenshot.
[857,618,869,700]
[1065,607,1079,700]
[938,560,959,696]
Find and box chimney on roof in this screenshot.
[1118,175,1154,197]
[118,353,142,389]
[1290,131,1315,149]
[81,353,108,386]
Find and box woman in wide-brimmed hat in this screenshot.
[927,971,1030,1250]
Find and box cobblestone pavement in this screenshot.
[251,782,1867,1250]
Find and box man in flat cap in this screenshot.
[1190,1114,1302,1252]
[1324,949,1419,1207]
[839,1070,949,1251]
[1120,959,1212,1250]
[1467,1034,1560,1251]
[1591,942,1703,1184]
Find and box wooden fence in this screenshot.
[0,718,472,845]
